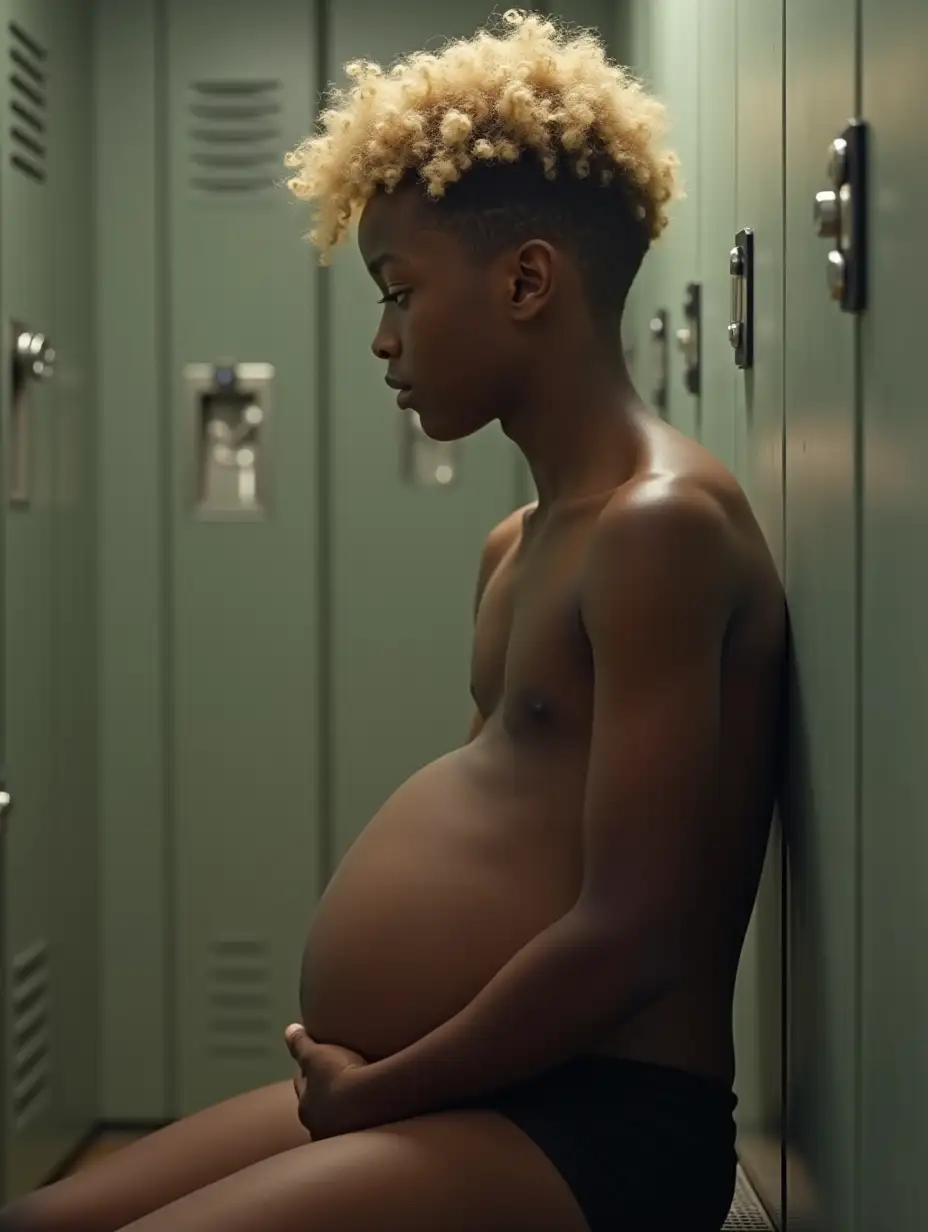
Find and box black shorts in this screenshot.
[476,1056,737,1232]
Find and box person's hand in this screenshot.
[285,1023,369,1140]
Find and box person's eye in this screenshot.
[378,288,411,308]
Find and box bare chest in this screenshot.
[470,528,594,739]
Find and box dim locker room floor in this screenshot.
[61,1132,777,1229]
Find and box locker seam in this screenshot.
[851,3,864,1227]
[153,0,177,1120]
[87,0,104,1134]
[0,17,8,1202]
[315,0,333,893]
[852,3,863,1228]
[779,3,788,1226]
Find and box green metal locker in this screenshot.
[696,0,736,472]
[94,0,170,1123]
[613,0,656,403]
[1,0,97,1200]
[44,0,98,1177]
[783,0,861,1228]
[859,1,928,1227]
[164,0,324,1115]
[646,0,701,439]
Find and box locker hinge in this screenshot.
[729,229,754,371]
[676,282,701,396]
[814,119,868,314]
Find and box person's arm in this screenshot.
[343,485,737,1129]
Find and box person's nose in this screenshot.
[371,317,400,361]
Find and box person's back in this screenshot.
[1,12,784,1232]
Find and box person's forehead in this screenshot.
[358,185,452,268]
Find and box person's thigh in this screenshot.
[0,1081,309,1232]
[117,1108,591,1232]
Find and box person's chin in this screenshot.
[418,405,484,443]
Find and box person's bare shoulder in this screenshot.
[584,443,780,637]
[472,503,536,615]
[580,470,743,641]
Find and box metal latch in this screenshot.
[10,325,55,507]
[814,119,867,313]
[676,282,701,396]
[728,228,754,371]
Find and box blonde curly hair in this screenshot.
[285,9,680,267]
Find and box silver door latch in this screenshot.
[814,120,867,313]
[729,228,754,370]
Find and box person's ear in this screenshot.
[507,240,556,321]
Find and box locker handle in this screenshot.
[9,326,55,508]
[728,229,754,371]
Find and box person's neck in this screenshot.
[500,351,646,515]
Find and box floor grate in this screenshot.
[722,1167,775,1229]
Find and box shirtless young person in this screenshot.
[0,11,785,1232]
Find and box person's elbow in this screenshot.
[576,897,685,1002]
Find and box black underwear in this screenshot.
[473,1055,738,1232]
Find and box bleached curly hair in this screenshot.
[285,10,679,316]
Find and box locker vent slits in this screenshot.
[207,936,272,1058]
[721,1170,775,1231]
[8,21,48,185]
[187,80,283,197]
[11,940,51,1129]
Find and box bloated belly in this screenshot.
[300,742,584,1060]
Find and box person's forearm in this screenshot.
[345,904,673,1130]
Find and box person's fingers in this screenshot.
[285,1022,313,1064]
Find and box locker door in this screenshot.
[617,0,657,402]
[783,0,860,1228]
[696,2,736,471]
[327,1,528,869]
[0,0,76,1199]
[646,0,700,438]
[44,0,98,1169]
[859,1,928,1228]
[733,0,787,1222]
[165,0,323,1114]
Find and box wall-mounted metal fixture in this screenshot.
[677,282,701,396]
[184,361,274,518]
[10,325,55,507]
[729,229,755,371]
[814,120,867,313]
[399,408,458,488]
[650,309,669,414]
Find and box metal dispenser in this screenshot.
[184,361,274,517]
